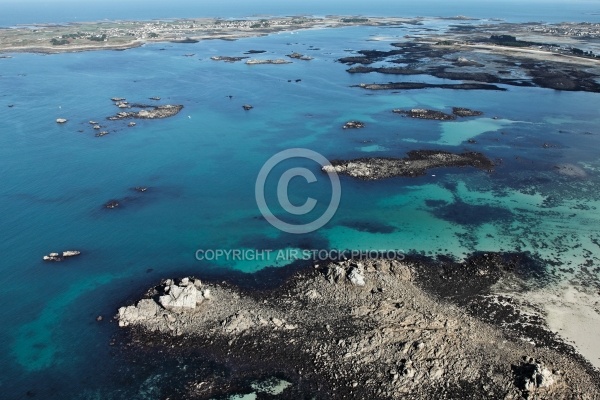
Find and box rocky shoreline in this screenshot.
[116,255,600,399]
[107,104,183,120]
[322,150,494,179]
[342,39,600,93]
[355,82,507,91]
[392,107,483,120]
[245,59,292,65]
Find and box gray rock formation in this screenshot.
[513,357,557,393]
[43,250,81,262]
[159,278,207,311]
[322,150,494,180]
[116,260,599,399]
[108,105,183,120]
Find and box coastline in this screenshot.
[0,16,414,55]
[2,7,600,399]
[116,254,600,398]
[0,15,599,71]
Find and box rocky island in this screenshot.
[343,121,365,129]
[43,250,80,262]
[108,104,183,120]
[286,52,314,61]
[210,56,248,63]
[245,59,292,65]
[322,150,494,179]
[117,258,600,398]
[393,107,483,120]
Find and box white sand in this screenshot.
[527,284,600,370]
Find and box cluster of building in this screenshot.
[73,17,316,40]
[526,23,600,38]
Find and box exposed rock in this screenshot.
[355,82,506,91]
[106,103,183,121]
[454,56,484,67]
[95,131,109,137]
[343,120,365,129]
[133,186,148,192]
[242,104,253,111]
[347,266,366,286]
[42,250,81,262]
[512,357,557,392]
[286,52,313,61]
[159,282,201,311]
[323,150,494,180]
[393,108,456,120]
[128,122,136,127]
[326,264,346,284]
[55,118,67,123]
[117,257,600,399]
[210,56,248,62]
[223,310,256,333]
[149,97,161,101]
[118,299,160,327]
[245,59,292,65]
[104,200,119,209]
[452,107,483,117]
[111,97,126,102]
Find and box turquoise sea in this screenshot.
[1,1,600,398]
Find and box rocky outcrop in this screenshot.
[452,107,483,117]
[108,105,183,120]
[323,150,494,179]
[242,104,253,110]
[43,250,81,262]
[104,200,119,209]
[393,108,456,120]
[512,357,557,393]
[343,120,365,129]
[325,262,366,286]
[393,107,483,120]
[118,277,210,327]
[117,258,598,399]
[286,52,313,60]
[454,56,484,67]
[55,118,68,124]
[355,82,506,91]
[210,56,249,62]
[245,59,292,65]
[159,277,209,311]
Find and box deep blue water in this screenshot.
[1,0,600,26]
[1,2,600,399]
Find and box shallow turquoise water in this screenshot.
[1,20,600,399]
